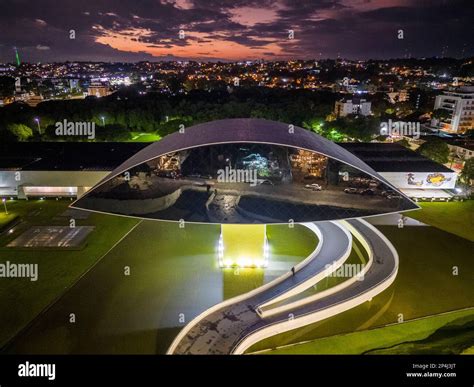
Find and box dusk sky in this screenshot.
[0,0,472,62]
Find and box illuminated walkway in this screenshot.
[168,218,398,354]
[232,219,398,353]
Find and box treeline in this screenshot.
[1,86,439,143]
[0,88,338,142]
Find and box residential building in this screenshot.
[87,82,111,98]
[432,87,474,134]
[334,97,372,117]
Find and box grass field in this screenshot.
[0,198,64,229]
[406,201,474,241]
[0,212,19,230]
[247,224,474,353]
[266,224,318,257]
[129,132,161,142]
[367,311,474,354]
[2,221,315,354]
[0,200,139,348]
[0,200,70,232]
[258,308,474,354]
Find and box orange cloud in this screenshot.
[95,27,285,60]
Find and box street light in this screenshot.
[100,116,105,126]
[34,117,41,134]
[2,198,8,215]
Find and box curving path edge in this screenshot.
[167,219,397,354]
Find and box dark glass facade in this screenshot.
[73,143,416,223]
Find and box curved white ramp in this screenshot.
[168,219,397,355]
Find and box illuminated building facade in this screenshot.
[433,87,474,134]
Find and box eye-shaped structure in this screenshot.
[72,118,418,223]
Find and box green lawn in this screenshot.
[3,222,315,354]
[247,225,474,353]
[0,199,61,229]
[267,224,318,257]
[0,200,68,231]
[129,132,161,142]
[0,200,139,348]
[0,212,18,230]
[258,308,474,354]
[407,201,474,241]
[367,313,474,354]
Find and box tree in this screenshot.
[165,76,183,94]
[95,124,131,141]
[459,158,474,186]
[371,98,390,117]
[7,123,33,141]
[393,101,414,118]
[432,108,451,120]
[417,138,450,164]
[0,76,15,96]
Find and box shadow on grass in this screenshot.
[365,315,474,355]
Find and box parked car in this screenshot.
[344,187,358,194]
[305,183,322,191]
[386,194,402,200]
[257,179,274,186]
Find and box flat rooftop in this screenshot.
[0,141,453,173]
[0,142,148,171]
[339,142,454,173]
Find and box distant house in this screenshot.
[334,97,371,117]
[87,83,111,98]
[386,90,409,104]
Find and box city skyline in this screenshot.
[0,0,473,63]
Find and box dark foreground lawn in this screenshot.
[0,200,139,348]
